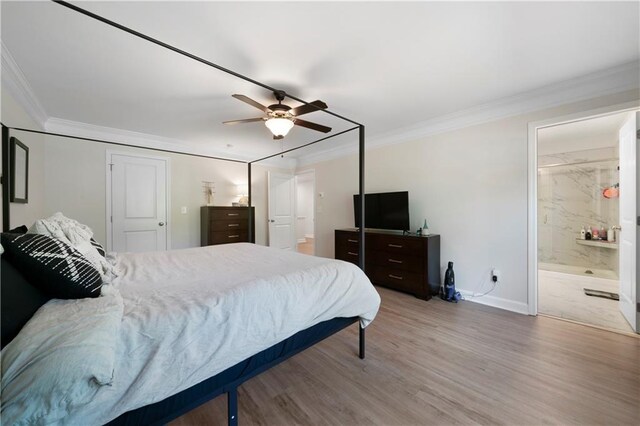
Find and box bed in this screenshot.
[1,242,380,425]
[1,2,372,424]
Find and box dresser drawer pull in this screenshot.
[348,239,358,243]
[228,223,240,227]
[388,258,403,264]
[228,235,240,238]
[227,213,240,217]
[388,274,403,280]
[388,243,403,248]
[347,251,358,256]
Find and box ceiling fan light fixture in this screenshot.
[265,117,294,138]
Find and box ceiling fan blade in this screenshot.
[290,100,328,117]
[294,118,332,133]
[223,117,264,125]
[232,94,271,113]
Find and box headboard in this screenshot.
[1,251,51,348]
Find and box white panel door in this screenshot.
[110,153,168,253]
[618,113,638,332]
[268,172,295,250]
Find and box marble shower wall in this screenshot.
[538,147,619,275]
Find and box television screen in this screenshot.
[353,191,410,231]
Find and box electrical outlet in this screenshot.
[492,269,500,283]
[181,206,188,214]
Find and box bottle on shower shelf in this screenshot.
[607,227,615,243]
[580,227,586,240]
[592,227,599,240]
[585,226,592,240]
[600,226,607,241]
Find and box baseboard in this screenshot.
[459,289,530,315]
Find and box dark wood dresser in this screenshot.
[335,229,441,300]
[201,206,255,246]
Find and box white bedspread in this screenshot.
[64,243,379,425]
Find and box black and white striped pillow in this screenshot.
[90,238,106,257]
[0,233,102,299]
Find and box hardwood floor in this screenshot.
[297,237,314,255]
[171,287,640,425]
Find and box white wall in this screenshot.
[297,89,640,314]
[0,90,45,230]
[295,175,314,242]
[34,135,280,248]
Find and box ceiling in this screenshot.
[1,1,639,162]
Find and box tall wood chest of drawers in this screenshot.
[201,206,255,246]
[335,229,440,300]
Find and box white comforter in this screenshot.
[62,243,379,424]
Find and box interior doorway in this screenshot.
[106,151,170,253]
[295,170,315,256]
[528,105,639,334]
[267,171,296,250]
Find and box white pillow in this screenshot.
[1,286,124,425]
[28,212,116,283]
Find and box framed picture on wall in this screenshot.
[10,137,28,203]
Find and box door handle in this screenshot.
[159,222,165,226]
[269,219,275,223]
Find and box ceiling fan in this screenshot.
[223,90,331,140]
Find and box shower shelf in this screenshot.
[575,239,618,250]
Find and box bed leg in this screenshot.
[227,387,238,426]
[359,324,365,359]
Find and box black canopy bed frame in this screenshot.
[0,1,367,425]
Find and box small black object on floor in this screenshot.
[583,288,619,301]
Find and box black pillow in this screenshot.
[90,238,106,257]
[8,225,28,234]
[1,256,52,348]
[1,233,102,299]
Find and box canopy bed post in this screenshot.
[227,387,238,426]
[358,124,366,361]
[2,124,9,231]
[247,162,252,243]
[358,124,365,271]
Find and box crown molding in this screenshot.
[44,116,297,169]
[1,41,48,127]
[45,117,247,160]
[297,61,640,167]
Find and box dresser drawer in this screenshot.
[209,230,248,245]
[335,231,361,247]
[209,208,249,221]
[371,266,423,293]
[373,235,423,255]
[373,250,423,273]
[209,219,249,231]
[335,244,360,265]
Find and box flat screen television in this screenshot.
[353,191,410,231]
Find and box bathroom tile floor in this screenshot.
[538,269,634,333]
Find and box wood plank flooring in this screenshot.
[171,287,640,425]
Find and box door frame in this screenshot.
[527,100,640,316]
[294,169,316,255]
[105,150,171,252]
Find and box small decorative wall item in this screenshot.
[202,181,215,206]
[602,183,619,199]
[10,137,28,203]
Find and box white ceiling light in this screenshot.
[265,117,294,138]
